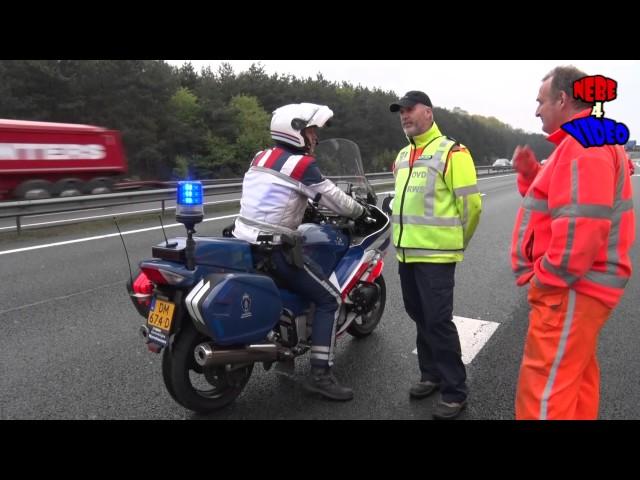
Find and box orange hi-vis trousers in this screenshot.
[516,281,612,420]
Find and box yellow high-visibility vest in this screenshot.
[392,123,482,263]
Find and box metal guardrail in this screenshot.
[0,167,513,234]
[170,166,514,185]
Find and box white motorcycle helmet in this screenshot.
[270,103,334,150]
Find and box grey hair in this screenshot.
[542,65,593,110]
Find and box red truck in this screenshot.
[0,119,128,200]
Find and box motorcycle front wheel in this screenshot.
[347,275,386,338]
[162,323,253,414]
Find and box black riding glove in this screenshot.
[356,200,372,220]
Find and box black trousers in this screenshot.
[398,261,467,403]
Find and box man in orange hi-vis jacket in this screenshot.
[510,65,635,420]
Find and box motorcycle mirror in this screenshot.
[176,181,204,230]
[381,195,393,215]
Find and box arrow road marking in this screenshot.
[412,315,499,365]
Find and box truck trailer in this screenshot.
[0,119,128,200]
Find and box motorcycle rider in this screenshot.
[233,103,368,401]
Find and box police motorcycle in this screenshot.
[127,138,391,414]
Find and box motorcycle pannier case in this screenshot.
[185,273,282,345]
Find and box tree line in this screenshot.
[0,60,554,179]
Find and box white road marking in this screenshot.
[0,198,240,232]
[0,214,239,256]
[412,315,499,365]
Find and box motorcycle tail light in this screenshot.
[129,271,153,316]
[141,267,168,285]
[140,267,185,286]
[133,271,153,296]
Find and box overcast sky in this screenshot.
[166,60,639,139]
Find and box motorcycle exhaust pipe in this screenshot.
[194,342,280,367]
[140,325,150,341]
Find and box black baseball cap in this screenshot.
[389,90,432,112]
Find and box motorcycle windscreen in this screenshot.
[186,273,282,345]
[315,138,375,202]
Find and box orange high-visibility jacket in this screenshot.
[511,111,635,308]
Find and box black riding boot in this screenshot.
[303,366,353,401]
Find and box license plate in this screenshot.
[147,298,175,332]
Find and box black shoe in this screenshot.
[432,399,467,420]
[303,367,354,401]
[409,380,440,399]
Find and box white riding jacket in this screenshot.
[234,145,364,243]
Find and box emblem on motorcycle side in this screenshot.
[241,293,252,318]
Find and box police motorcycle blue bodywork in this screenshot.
[128,139,390,414]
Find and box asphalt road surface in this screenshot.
[1,173,639,419]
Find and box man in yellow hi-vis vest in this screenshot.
[389,91,482,420]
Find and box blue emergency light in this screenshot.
[176,181,204,229]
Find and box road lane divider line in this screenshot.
[0,214,239,256]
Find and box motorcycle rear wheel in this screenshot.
[347,275,386,338]
[162,323,253,414]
